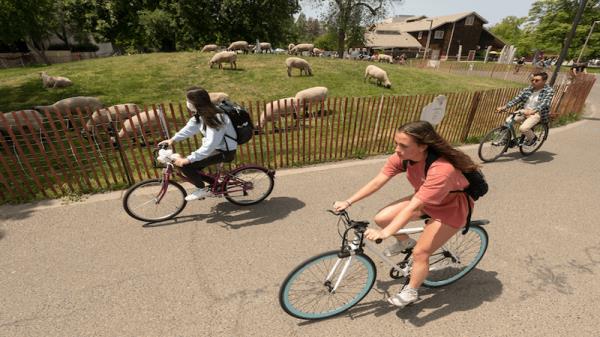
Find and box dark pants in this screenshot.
[180,150,236,188]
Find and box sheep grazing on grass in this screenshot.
[378,54,393,64]
[201,44,218,52]
[290,43,314,56]
[259,42,272,53]
[312,48,323,57]
[285,57,313,77]
[364,65,392,89]
[288,43,295,54]
[295,86,328,116]
[258,97,297,128]
[209,92,230,105]
[84,103,138,134]
[40,71,73,88]
[112,108,165,146]
[34,96,104,129]
[0,110,45,143]
[209,51,237,69]
[227,41,250,54]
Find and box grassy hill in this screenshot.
[0,52,523,112]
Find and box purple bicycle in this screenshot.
[123,144,275,222]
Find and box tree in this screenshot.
[489,16,526,46]
[52,0,98,48]
[310,0,402,58]
[0,0,57,64]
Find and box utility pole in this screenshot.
[550,0,588,86]
[577,20,600,63]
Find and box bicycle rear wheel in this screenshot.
[478,126,510,162]
[423,225,488,287]
[123,179,187,222]
[224,167,274,206]
[519,123,549,156]
[279,251,376,320]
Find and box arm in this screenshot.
[333,172,392,211]
[186,124,227,163]
[532,86,554,118]
[505,88,529,109]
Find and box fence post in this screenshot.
[461,91,482,142]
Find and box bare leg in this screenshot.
[409,220,461,289]
[374,195,423,241]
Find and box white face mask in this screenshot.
[186,101,197,113]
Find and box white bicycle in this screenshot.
[279,210,489,320]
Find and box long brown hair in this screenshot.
[186,86,223,129]
[397,121,479,172]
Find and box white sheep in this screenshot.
[209,92,230,105]
[259,42,273,53]
[295,86,328,116]
[312,48,323,57]
[258,97,297,128]
[288,43,295,54]
[364,65,392,89]
[290,43,314,56]
[34,96,104,129]
[40,71,73,88]
[201,44,218,52]
[378,54,393,64]
[209,51,237,69]
[112,108,165,145]
[227,41,250,54]
[0,110,45,137]
[84,103,138,134]
[285,57,313,77]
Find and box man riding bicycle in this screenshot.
[496,71,554,146]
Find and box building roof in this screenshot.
[363,31,422,49]
[374,11,488,33]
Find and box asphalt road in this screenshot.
[1,77,599,337]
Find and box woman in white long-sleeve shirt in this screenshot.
[159,87,237,201]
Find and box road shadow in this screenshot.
[0,200,57,221]
[297,269,501,325]
[143,196,304,229]
[485,150,555,165]
[581,116,600,122]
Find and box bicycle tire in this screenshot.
[279,251,376,320]
[478,126,510,162]
[519,123,549,156]
[123,179,187,222]
[224,167,274,206]
[423,225,488,287]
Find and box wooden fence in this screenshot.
[0,74,595,203]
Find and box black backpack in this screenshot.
[217,100,253,145]
[403,151,488,233]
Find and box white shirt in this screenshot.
[524,90,541,110]
[171,114,237,162]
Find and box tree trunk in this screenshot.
[25,39,51,65]
[337,29,346,59]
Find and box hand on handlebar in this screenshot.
[333,200,351,212]
[496,106,506,113]
[158,139,174,148]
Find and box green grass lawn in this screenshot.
[0,52,523,112]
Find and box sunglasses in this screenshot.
[531,79,543,83]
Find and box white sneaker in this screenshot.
[383,238,417,257]
[387,287,418,307]
[185,188,212,201]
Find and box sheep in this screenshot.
[209,92,230,105]
[209,51,237,69]
[295,86,328,116]
[257,97,298,128]
[290,43,314,56]
[364,65,392,89]
[285,57,313,77]
[312,48,323,57]
[0,110,45,136]
[84,103,138,134]
[227,41,249,54]
[201,44,218,52]
[259,42,272,53]
[40,71,73,88]
[111,108,165,146]
[288,43,295,54]
[378,54,393,64]
[34,96,104,129]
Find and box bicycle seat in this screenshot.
[469,219,490,226]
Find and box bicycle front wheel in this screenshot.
[279,251,376,320]
[478,126,510,162]
[123,179,187,222]
[519,123,549,156]
[224,167,274,206]
[423,225,488,287]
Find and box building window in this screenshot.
[418,31,423,39]
[434,30,444,39]
[465,15,475,26]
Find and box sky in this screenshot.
[299,0,537,27]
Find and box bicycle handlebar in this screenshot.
[328,209,382,244]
